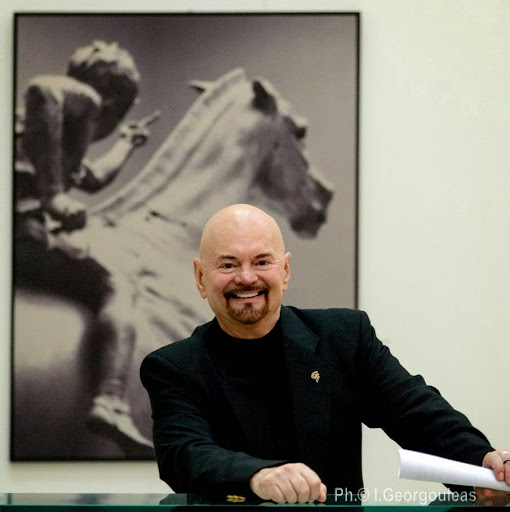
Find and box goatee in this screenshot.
[226,302,269,325]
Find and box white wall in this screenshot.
[1,0,509,499]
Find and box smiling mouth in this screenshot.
[227,290,266,299]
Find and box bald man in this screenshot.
[141,204,510,504]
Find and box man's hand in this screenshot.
[474,450,510,506]
[43,192,86,231]
[250,463,327,504]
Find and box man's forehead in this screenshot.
[208,232,278,254]
[199,205,286,258]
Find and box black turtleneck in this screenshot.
[208,319,297,461]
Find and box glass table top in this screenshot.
[0,492,492,509]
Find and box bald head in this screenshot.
[199,204,286,261]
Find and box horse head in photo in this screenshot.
[247,78,333,238]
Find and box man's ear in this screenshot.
[193,258,207,299]
[282,252,291,291]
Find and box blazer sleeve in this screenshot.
[355,311,493,468]
[140,351,287,496]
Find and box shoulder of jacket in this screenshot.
[284,305,366,324]
[144,321,211,363]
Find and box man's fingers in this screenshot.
[483,450,510,484]
[265,483,286,504]
[295,465,323,502]
[279,463,321,503]
[318,483,328,502]
[278,479,299,504]
[266,466,299,503]
[502,451,510,485]
[288,472,316,503]
[250,463,325,504]
[478,451,510,507]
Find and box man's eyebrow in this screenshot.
[216,255,237,261]
[254,253,275,259]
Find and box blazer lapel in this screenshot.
[280,307,334,474]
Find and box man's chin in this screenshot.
[227,303,268,325]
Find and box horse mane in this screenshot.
[90,68,248,220]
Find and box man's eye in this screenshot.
[257,260,271,266]
[219,263,235,270]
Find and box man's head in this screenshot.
[67,40,140,137]
[194,204,291,339]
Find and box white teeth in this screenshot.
[235,292,259,298]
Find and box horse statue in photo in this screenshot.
[13,68,334,460]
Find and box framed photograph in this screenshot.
[12,12,360,461]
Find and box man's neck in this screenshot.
[216,311,281,339]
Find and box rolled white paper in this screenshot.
[399,449,510,492]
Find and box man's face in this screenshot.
[194,218,290,338]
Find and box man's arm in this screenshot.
[140,351,288,497]
[355,311,510,498]
[356,311,493,464]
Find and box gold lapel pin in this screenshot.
[311,370,320,383]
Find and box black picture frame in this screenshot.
[12,12,360,461]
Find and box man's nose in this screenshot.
[234,266,258,285]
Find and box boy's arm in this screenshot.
[75,111,159,193]
[23,75,99,230]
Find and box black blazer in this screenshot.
[140,306,492,496]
